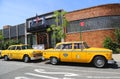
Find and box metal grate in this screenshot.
[66,16,120,33]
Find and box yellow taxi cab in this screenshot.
[43,41,116,68]
[1,44,43,63]
[0,50,2,58]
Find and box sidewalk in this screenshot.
[112,54,120,62]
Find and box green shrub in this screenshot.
[103,37,113,49]
[103,37,119,53]
[103,28,120,54]
[0,39,20,50]
[116,48,120,54]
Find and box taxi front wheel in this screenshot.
[23,55,30,63]
[50,57,59,65]
[4,55,9,61]
[93,56,106,68]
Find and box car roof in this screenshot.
[56,41,85,45]
[9,44,28,47]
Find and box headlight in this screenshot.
[106,53,112,59]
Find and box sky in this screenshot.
[0,0,120,29]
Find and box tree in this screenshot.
[0,29,20,49]
[114,28,120,44]
[0,30,3,42]
[47,10,68,47]
[1,39,20,50]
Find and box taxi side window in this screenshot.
[62,44,72,49]
[16,46,21,50]
[74,43,83,49]
[10,46,16,50]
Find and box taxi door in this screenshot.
[72,43,88,63]
[8,46,17,59]
[60,43,73,62]
[13,46,22,59]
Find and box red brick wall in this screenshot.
[65,29,115,48]
[64,4,119,48]
[65,4,120,21]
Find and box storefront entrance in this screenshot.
[37,32,49,49]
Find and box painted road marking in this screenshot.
[29,65,120,75]
[25,73,59,79]
[15,68,79,79]
[87,76,120,79]
[34,69,79,77]
[15,76,33,79]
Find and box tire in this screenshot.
[23,55,30,63]
[50,57,59,65]
[4,55,9,61]
[93,56,106,68]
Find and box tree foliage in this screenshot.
[0,30,3,42]
[0,39,20,50]
[114,29,120,44]
[47,10,68,46]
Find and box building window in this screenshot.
[66,16,120,33]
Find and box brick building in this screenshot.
[65,4,120,47]
[26,10,62,48]
[2,4,120,48]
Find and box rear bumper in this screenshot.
[31,56,43,60]
[0,55,2,58]
[107,59,116,64]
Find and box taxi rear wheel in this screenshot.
[4,55,9,61]
[23,55,30,63]
[93,56,106,68]
[50,57,59,65]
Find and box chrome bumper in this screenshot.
[31,56,43,60]
[107,59,116,64]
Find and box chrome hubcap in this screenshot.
[97,59,104,66]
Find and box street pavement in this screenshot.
[112,54,120,62]
[0,56,120,79]
[0,53,119,79]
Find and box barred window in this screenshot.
[10,26,16,37]
[18,23,25,36]
[66,16,120,33]
[3,29,9,38]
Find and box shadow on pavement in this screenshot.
[1,58,120,69]
[45,60,120,69]
[1,58,44,63]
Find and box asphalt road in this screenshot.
[0,59,120,79]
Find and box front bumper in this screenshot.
[107,59,116,64]
[31,56,43,60]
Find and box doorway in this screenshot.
[37,32,49,49]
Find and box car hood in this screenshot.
[25,49,42,52]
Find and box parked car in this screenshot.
[0,50,2,58]
[43,41,116,68]
[1,44,43,63]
